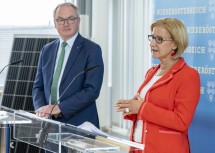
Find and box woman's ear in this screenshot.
[172,43,177,51]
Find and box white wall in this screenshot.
[91,0,152,132]
[92,0,110,129]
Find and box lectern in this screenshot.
[0,110,31,153]
[13,110,144,153]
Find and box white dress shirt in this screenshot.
[133,71,162,142]
[50,32,78,103]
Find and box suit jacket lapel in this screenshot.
[50,40,60,75]
[137,66,159,94]
[61,34,84,84]
[138,58,186,93]
[151,58,186,89]
[45,40,59,97]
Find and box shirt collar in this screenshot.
[59,32,79,48]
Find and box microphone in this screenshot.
[0,59,24,74]
[36,65,100,146]
[50,65,100,114]
[83,65,99,73]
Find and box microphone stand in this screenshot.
[48,65,100,119]
[36,65,100,146]
[0,59,24,74]
[48,70,85,119]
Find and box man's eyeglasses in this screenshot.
[55,17,79,25]
[148,35,173,44]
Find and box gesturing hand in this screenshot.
[115,93,144,116]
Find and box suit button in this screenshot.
[144,130,148,133]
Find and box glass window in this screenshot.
[0,0,63,86]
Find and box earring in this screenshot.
[171,51,176,56]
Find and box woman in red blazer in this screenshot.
[115,18,200,153]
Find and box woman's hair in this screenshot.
[151,18,188,58]
[53,2,80,18]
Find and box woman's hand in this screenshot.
[115,93,144,116]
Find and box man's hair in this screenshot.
[53,2,80,18]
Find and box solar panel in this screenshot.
[2,36,57,111]
[1,35,57,153]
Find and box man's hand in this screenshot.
[35,105,61,118]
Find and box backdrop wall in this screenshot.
[151,0,215,152]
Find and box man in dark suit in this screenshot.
[32,2,104,130]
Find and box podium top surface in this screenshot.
[0,110,31,124]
